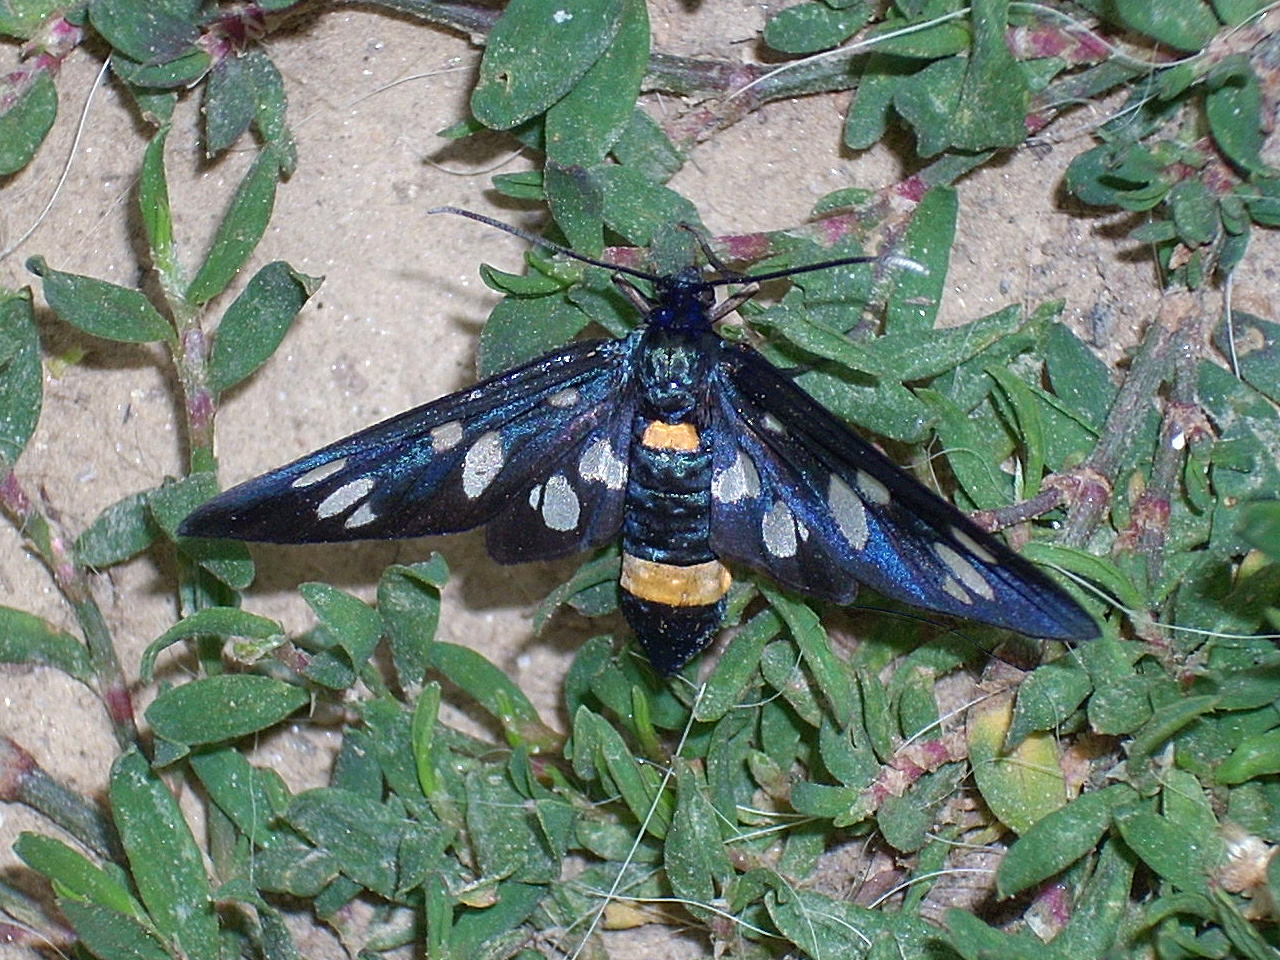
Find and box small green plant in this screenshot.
[1,1,1278,958]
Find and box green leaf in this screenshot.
[882,186,956,331]
[1216,728,1280,784]
[205,48,295,166]
[300,581,384,675]
[610,108,683,183]
[478,292,589,378]
[596,163,704,244]
[865,14,969,58]
[1213,311,1280,406]
[479,261,568,298]
[949,0,1029,151]
[28,257,173,344]
[759,585,851,727]
[76,489,158,568]
[491,169,544,201]
[1110,0,1222,52]
[893,55,965,157]
[288,788,447,898]
[1114,809,1210,893]
[140,607,283,681]
[1168,179,1219,246]
[769,887,939,960]
[0,69,56,174]
[15,833,142,916]
[139,127,177,290]
[472,0,625,130]
[205,51,256,155]
[466,765,559,882]
[0,605,94,683]
[0,288,41,466]
[411,683,442,796]
[145,674,310,746]
[764,0,868,54]
[207,261,319,394]
[664,760,733,921]
[753,301,887,377]
[89,0,201,62]
[57,900,172,960]
[545,0,648,166]
[1206,57,1265,174]
[190,747,284,844]
[946,908,1072,960]
[544,163,605,255]
[448,882,546,958]
[110,748,219,959]
[424,642,543,731]
[378,557,448,694]
[110,48,211,89]
[997,784,1136,897]
[695,607,782,722]
[186,147,282,304]
[164,473,256,589]
[843,54,911,150]
[0,1,67,38]
[1241,501,1280,561]
[574,707,671,836]
[969,691,1067,834]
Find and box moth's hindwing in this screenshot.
[180,337,637,557]
[709,341,1097,641]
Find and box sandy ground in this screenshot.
[1,4,1276,958]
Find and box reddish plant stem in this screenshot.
[0,475,138,748]
[1061,305,1182,549]
[0,737,121,860]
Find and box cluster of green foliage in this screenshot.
[2,0,1279,958]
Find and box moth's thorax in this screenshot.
[636,326,717,422]
[648,267,716,334]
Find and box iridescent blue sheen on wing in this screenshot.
[708,341,1097,641]
[181,337,637,557]
[181,225,1099,675]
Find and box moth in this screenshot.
[180,209,1098,673]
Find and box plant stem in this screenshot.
[0,737,121,861]
[0,474,138,748]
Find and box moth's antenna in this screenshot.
[428,206,661,282]
[732,252,928,286]
[430,206,928,286]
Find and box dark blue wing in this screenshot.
[181,337,638,561]
[708,341,1097,641]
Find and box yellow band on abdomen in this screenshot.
[620,554,732,607]
[640,420,700,451]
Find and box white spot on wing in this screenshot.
[579,438,626,490]
[762,500,798,558]
[547,387,580,408]
[540,474,580,531]
[951,527,997,564]
[856,470,891,506]
[828,475,869,548]
[760,413,787,435]
[316,476,375,519]
[943,576,974,604]
[292,459,346,488]
[712,450,760,503]
[344,502,378,529]
[935,543,996,601]
[431,421,464,451]
[462,430,503,498]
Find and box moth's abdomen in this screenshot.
[619,416,731,674]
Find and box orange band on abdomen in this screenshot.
[620,554,732,607]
